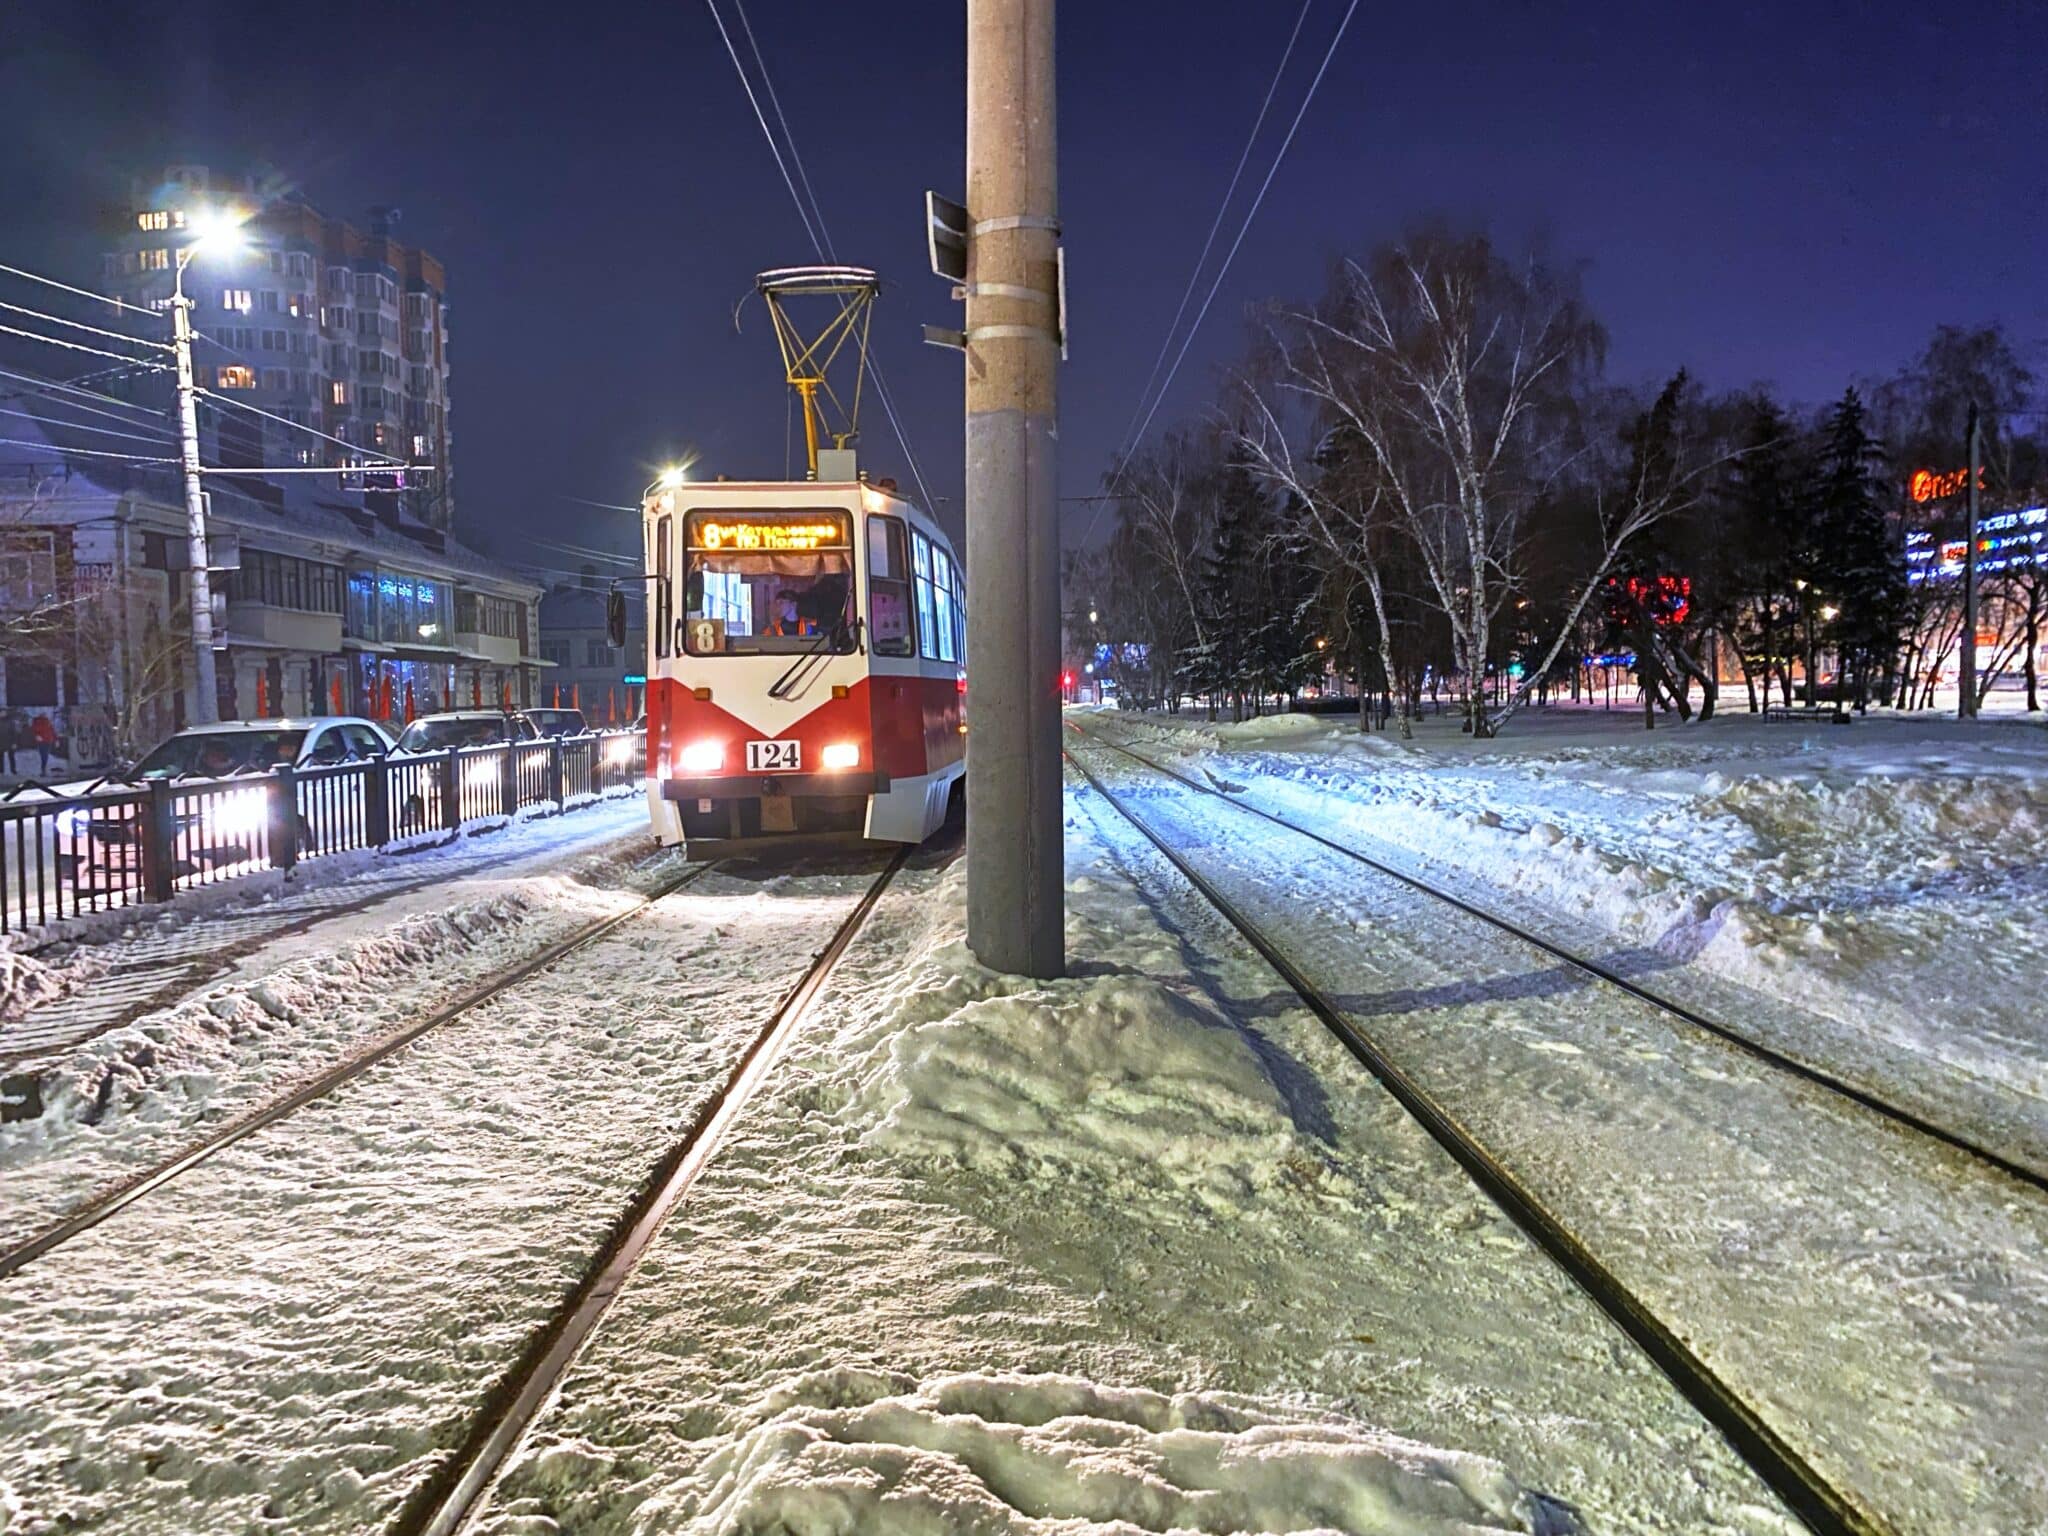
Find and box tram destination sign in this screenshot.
[687,513,850,552]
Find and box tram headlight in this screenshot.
[679,740,724,773]
[821,742,860,770]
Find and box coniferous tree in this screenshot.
[1810,388,1903,709]
[1197,453,1272,720]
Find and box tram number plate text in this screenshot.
[746,740,802,772]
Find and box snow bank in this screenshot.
[848,872,1326,1214]
[621,1368,1559,1535]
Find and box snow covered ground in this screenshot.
[1061,733,2048,1534]
[1081,705,2048,1172]
[0,800,671,1235]
[0,859,888,1534]
[471,814,1792,1536]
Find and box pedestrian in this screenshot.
[0,710,17,775]
[30,712,57,776]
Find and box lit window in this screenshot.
[141,249,169,271]
[221,289,252,313]
[411,434,428,458]
[330,380,347,406]
[137,210,170,231]
[217,365,257,389]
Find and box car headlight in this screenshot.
[679,741,723,773]
[821,742,860,770]
[202,790,268,840]
[603,738,633,767]
[461,760,500,793]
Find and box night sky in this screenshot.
[3,0,2041,579]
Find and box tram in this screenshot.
[633,267,966,853]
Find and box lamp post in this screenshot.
[170,211,248,724]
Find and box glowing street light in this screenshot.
[171,205,252,724]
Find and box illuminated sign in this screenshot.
[688,515,848,552]
[1909,466,1986,503]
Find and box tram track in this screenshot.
[0,859,718,1283]
[1064,739,1890,1536]
[1068,719,2048,1198]
[397,845,909,1536]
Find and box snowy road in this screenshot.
[0,857,890,1533]
[1065,726,2048,1535]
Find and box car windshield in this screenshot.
[527,711,584,735]
[134,730,307,778]
[396,717,516,752]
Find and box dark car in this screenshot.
[521,707,588,738]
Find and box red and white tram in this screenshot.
[641,477,966,852]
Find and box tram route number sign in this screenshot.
[746,740,801,772]
[690,517,847,552]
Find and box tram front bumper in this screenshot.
[660,770,888,801]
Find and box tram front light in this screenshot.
[679,740,724,773]
[821,742,860,770]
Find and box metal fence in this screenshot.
[1,730,645,936]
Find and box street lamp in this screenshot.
[171,208,249,723]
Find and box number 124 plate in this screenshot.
[746,740,801,771]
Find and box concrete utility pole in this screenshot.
[1959,401,1982,720]
[171,249,220,725]
[964,0,1063,977]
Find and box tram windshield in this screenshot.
[681,512,857,655]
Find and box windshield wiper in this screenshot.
[768,619,856,700]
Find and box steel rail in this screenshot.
[1066,745,1889,1536]
[1068,721,2048,1197]
[0,862,716,1282]
[399,846,911,1536]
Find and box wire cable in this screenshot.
[0,435,175,463]
[1084,0,1359,547]
[1106,0,1311,483]
[0,298,169,352]
[0,260,153,317]
[0,404,178,449]
[195,386,407,464]
[0,366,177,437]
[0,319,165,365]
[709,0,940,516]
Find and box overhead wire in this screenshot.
[709,0,941,516]
[1104,0,1312,485]
[1083,0,1360,547]
[0,318,165,365]
[0,404,177,449]
[0,366,178,438]
[0,297,169,352]
[0,260,153,317]
[0,435,175,463]
[196,385,408,464]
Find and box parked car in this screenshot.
[521,707,588,738]
[53,717,394,891]
[391,711,538,754]
[389,711,539,833]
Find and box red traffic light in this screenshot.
[1061,671,1074,689]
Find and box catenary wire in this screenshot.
[1083,0,1359,548]
[0,405,179,449]
[1105,0,1312,488]
[0,435,176,463]
[709,0,941,517]
[0,367,179,438]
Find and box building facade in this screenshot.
[1,429,543,772]
[536,575,644,723]
[102,165,455,530]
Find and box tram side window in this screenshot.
[912,532,938,661]
[653,514,672,659]
[867,515,914,656]
[930,548,957,663]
